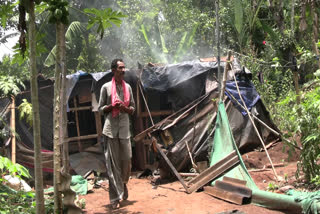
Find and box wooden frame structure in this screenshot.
[66,94,102,153]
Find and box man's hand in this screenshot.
[119,103,134,115]
[104,104,114,113]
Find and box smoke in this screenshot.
[99,0,218,68]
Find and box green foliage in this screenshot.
[0,156,31,179]
[84,8,127,39]
[44,21,86,68]
[277,84,320,183]
[0,76,25,97]
[18,99,33,126]
[0,117,10,142]
[116,0,215,65]
[11,32,48,66]
[0,155,55,213]
[311,175,320,186]
[0,55,29,80]
[0,1,15,28]
[46,0,69,24]
[267,182,279,192]
[220,0,266,53]
[0,156,35,213]
[0,186,36,214]
[139,21,198,63]
[77,34,109,73]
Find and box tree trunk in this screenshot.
[59,23,69,182]
[290,0,300,106]
[269,0,284,33]
[53,22,63,214]
[215,0,221,89]
[29,1,45,213]
[299,0,307,32]
[55,21,82,214]
[290,0,295,36]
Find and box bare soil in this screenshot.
[80,142,301,214]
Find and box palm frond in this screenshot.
[44,21,85,67]
[0,32,19,44]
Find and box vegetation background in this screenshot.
[0,0,320,213]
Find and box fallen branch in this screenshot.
[248,163,284,172]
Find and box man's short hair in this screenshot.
[111,59,124,70]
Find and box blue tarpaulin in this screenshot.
[225,80,260,116]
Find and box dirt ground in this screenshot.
[79,142,301,214]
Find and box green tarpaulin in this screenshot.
[208,101,314,213]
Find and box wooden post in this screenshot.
[10,96,16,164]
[219,51,232,102]
[94,112,102,144]
[152,136,189,191]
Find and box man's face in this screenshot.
[113,61,125,83]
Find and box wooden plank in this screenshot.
[140,110,173,117]
[215,180,252,198]
[223,176,247,186]
[204,186,244,205]
[187,151,236,185]
[153,138,189,191]
[133,93,210,142]
[179,173,199,177]
[69,106,92,111]
[67,134,98,142]
[186,153,239,194]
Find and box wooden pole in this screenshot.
[219,51,232,102]
[152,137,189,191]
[10,96,16,164]
[138,81,154,126]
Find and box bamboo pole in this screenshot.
[10,96,16,164]
[233,75,279,181]
[138,81,154,126]
[185,141,197,169]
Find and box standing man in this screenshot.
[98,59,135,209]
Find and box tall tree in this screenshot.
[47,1,127,212]
[18,0,45,213]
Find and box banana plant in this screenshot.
[44,7,126,69]
[139,21,198,63]
[230,0,264,52]
[43,21,85,67]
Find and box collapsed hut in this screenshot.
[0,58,280,180]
